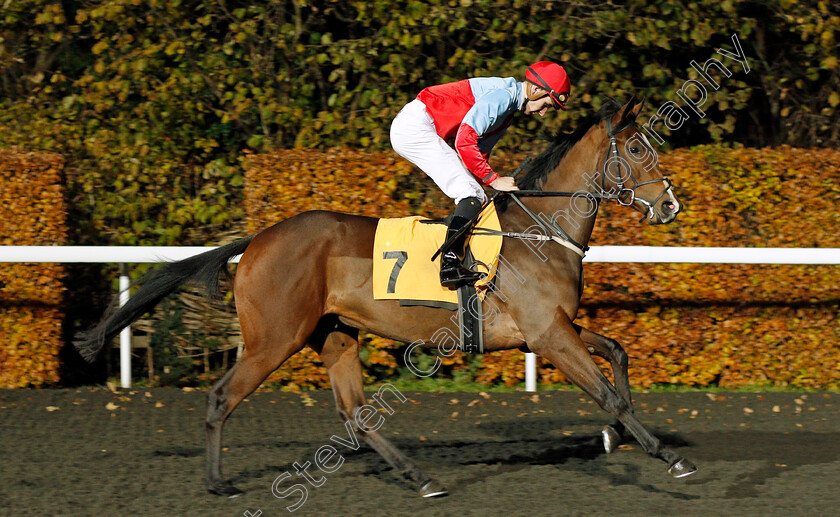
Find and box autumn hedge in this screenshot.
[518,145,840,389]
[0,149,67,388]
[245,145,840,389]
[244,149,449,389]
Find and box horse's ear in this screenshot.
[620,95,645,123]
[636,95,646,114]
[618,95,637,124]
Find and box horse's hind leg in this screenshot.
[206,341,306,496]
[315,327,447,497]
[577,325,633,452]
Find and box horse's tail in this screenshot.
[74,236,255,363]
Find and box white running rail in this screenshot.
[2,245,839,389]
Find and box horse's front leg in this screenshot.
[576,325,633,452]
[527,313,697,478]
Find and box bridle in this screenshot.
[484,116,676,256]
[601,116,674,221]
[437,113,678,261]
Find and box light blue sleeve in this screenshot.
[461,89,516,135]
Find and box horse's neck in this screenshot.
[528,131,604,248]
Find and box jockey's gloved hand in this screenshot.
[490,176,519,192]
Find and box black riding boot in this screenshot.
[440,197,483,288]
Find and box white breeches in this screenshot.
[390,99,487,204]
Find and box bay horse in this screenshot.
[76,96,696,498]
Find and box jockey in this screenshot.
[390,60,571,287]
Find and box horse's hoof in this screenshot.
[602,425,622,454]
[419,480,448,498]
[208,482,245,498]
[668,458,698,478]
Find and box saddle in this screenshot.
[372,203,503,353]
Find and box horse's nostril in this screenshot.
[662,201,676,213]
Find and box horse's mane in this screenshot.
[515,98,624,192]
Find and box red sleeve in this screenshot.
[455,123,499,186]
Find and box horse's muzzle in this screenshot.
[658,199,680,224]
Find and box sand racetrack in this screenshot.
[1,388,838,516]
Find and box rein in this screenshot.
[434,113,675,261]
[493,117,673,257]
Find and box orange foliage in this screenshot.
[245,149,447,388]
[0,149,67,387]
[245,145,840,389]
[245,148,448,231]
[570,145,840,388]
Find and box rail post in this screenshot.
[525,352,537,392]
[119,264,132,388]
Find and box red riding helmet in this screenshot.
[525,61,571,110]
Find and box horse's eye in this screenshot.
[630,146,641,154]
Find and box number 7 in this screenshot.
[383,251,408,294]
